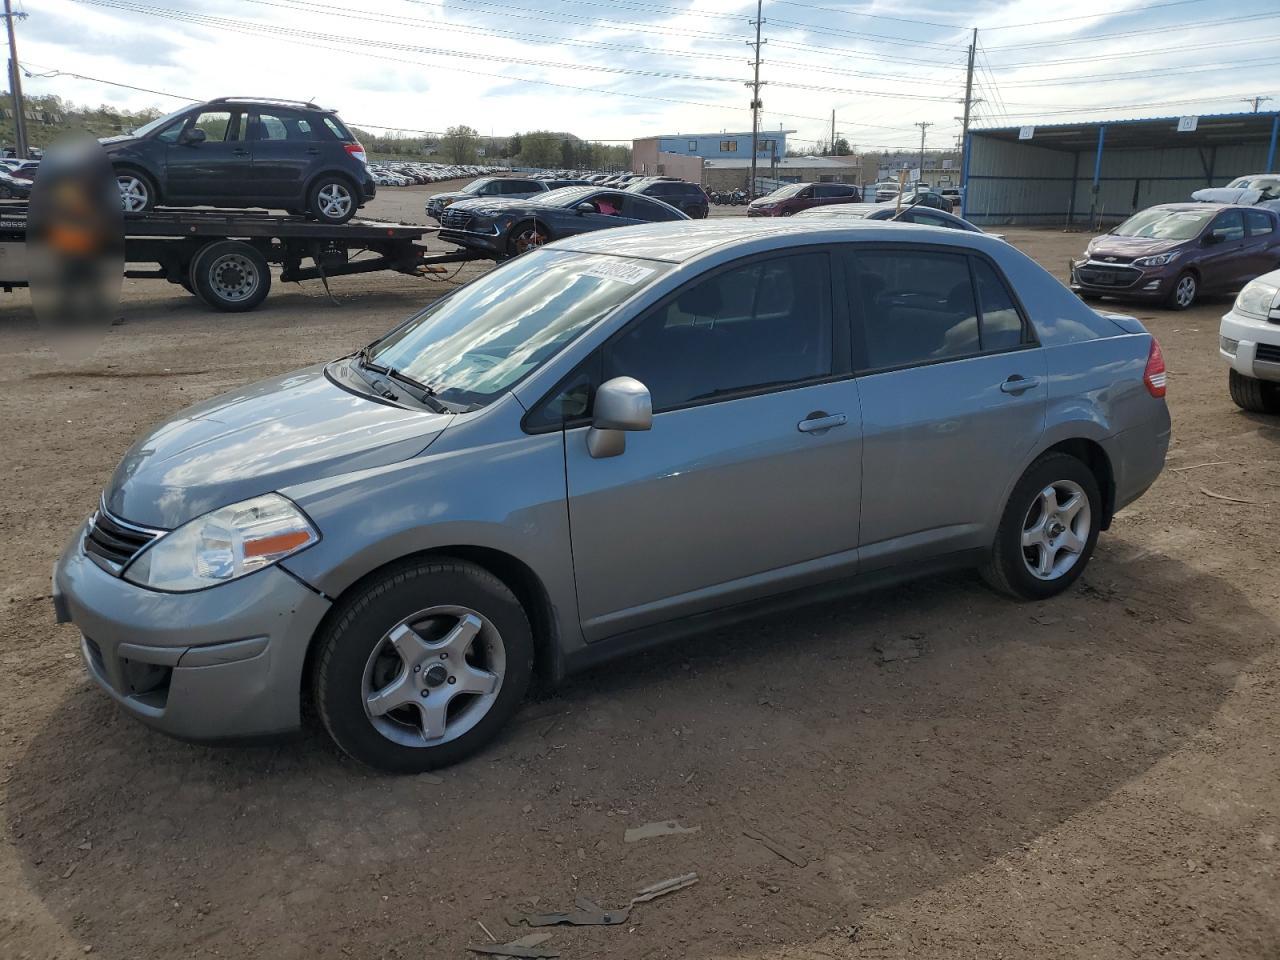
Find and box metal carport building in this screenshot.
[961,111,1280,227]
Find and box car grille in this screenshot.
[83,505,161,571]
[440,208,474,230]
[1255,343,1280,364]
[1077,263,1142,288]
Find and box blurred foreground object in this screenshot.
[28,133,123,361]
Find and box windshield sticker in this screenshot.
[581,260,657,285]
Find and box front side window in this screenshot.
[369,251,668,410]
[1209,210,1245,242]
[852,250,979,369]
[189,111,241,142]
[1245,210,1274,237]
[603,253,833,412]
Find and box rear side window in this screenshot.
[603,253,833,412]
[972,259,1025,351]
[254,111,316,141]
[1246,210,1274,237]
[851,250,978,369]
[322,115,354,142]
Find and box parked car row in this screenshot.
[368,161,503,187]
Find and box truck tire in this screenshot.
[189,240,271,312]
[1229,369,1280,413]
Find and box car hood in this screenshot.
[99,135,139,151]
[1087,235,1186,258]
[428,191,471,205]
[104,363,450,529]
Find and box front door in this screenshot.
[1198,210,1247,293]
[564,249,863,641]
[843,246,1047,569]
[164,109,251,204]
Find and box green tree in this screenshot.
[441,124,479,163]
[833,137,852,156]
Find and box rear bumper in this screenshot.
[53,522,331,741]
[1104,408,1172,515]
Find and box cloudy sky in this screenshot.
[12,0,1280,153]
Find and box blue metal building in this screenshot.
[642,130,794,160]
[961,111,1280,226]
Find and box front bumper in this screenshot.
[438,225,504,258]
[1069,259,1175,301]
[53,522,331,741]
[746,206,780,217]
[1220,308,1280,382]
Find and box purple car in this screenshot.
[1071,203,1280,310]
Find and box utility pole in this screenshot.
[3,0,26,159]
[915,121,932,184]
[1242,95,1273,113]
[830,109,836,155]
[960,27,977,186]
[746,0,764,199]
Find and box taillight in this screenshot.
[1144,338,1167,398]
[345,142,368,164]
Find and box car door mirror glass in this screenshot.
[180,127,207,146]
[587,376,652,458]
[576,202,595,214]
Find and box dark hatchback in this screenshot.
[438,186,689,259]
[624,178,710,218]
[104,97,375,224]
[1072,203,1280,310]
[746,181,861,217]
[426,177,549,222]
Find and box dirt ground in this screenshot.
[1,184,1278,960]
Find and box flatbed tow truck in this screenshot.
[0,202,481,312]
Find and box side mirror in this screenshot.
[180,127,207,146]
[575,202,595,214]
[1204,230,1223,245]
[586,377,652,459]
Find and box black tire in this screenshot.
[115,168,157,214]
[981,452,1102,601]
[307,174,357,224]
[314,559,534,773]
[1166,271,1198,311]
[507,219,551,258]
[189,240,271,312]
[1228,368,1280,413]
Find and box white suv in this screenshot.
[1220,269,1280,411]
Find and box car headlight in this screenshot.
[1134,251,1181,267]
[1233,278,1280,321]
[123,493,318,593]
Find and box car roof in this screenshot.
[549,216,1001,263]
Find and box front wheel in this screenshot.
[314,559,534,773]
[982,452,1101,601]
[1229,368,1280,413]
[116,170,156,214]
[308,176,356,224]
[1167,271,1198,311]
[507,220,550,257]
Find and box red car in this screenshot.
[746,182,861,217]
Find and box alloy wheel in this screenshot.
[117,175,149,213]
[317,182,353,220]
[361,605,506,747]
[514,226,547,254]
[1175,274,1196,308]
[1020,479,1092,581]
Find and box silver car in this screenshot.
[53,220,1171,772]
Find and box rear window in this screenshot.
[321,115,353,142]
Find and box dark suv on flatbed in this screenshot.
[104,97,375,224]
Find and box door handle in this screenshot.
[1000,375,1041,394]
[305,147,320,155]
[797,412,847,433]
[232,148,250,156]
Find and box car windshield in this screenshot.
[366,250,669,409]
[764,183,805,199]
[1112,208,1213,240]
[1226,176,1280,192]
[131,106,189,138]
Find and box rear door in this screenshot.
[164,108,251,203]
[562,249,863,640]
[844,245,1047,570]
[248,109,320,202]
[1242,209,1278,283]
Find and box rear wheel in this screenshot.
[189,240,271,312]
[1167,271,1198,310]
[982,452,1101,601]
[1228,368,1280,413]
[308,175,357,224]
[314,559,534,773]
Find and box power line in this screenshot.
[984,12,1276,50]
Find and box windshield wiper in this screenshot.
[352,348,448,413]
